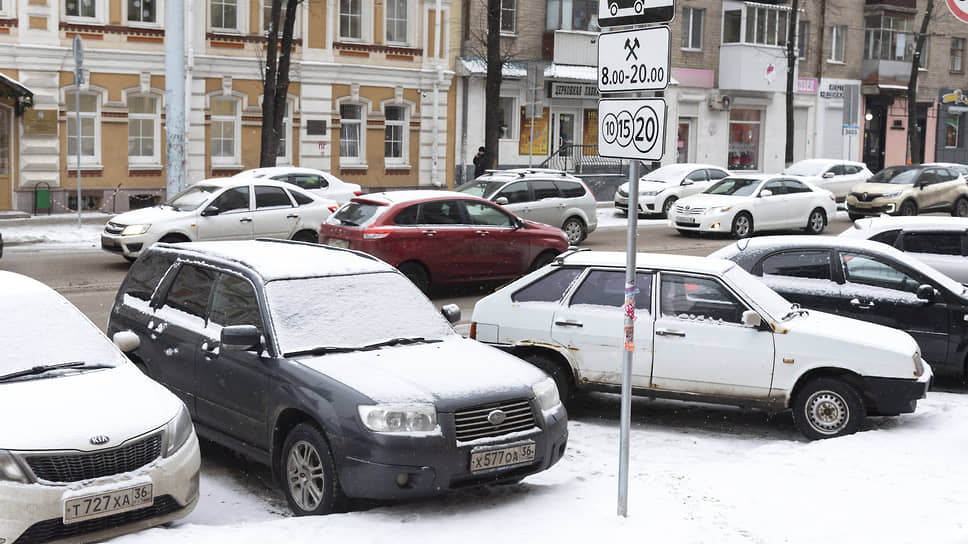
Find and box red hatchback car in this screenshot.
[319,190,569,291]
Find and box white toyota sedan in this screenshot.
[782,159,872,201]
[668,174,836,238]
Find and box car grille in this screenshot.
[104,222,125,235]
[453,399,537,442]
[674,204,705,215]
[24,434,162,483]
[850,191,881,202]
[617,188,628,197]
[14,495,179,544]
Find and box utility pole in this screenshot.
[165,0,186,198]
[785,0,799,165]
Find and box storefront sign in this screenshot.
[23,109,57,135]
[519,106,550,155]
[796,78,818,94]
[820,83,846,100]
[551,83,599,99]
[941,89,968,106]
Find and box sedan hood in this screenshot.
[1,364,183,451]
[296,337,548,411]
[849,182,911,194]
[677,193,743,209]
[618,180,671,194]
[110,206,187,226]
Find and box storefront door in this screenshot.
[0,105,11,210]
[677,119,694,163]
[552,111,577,170]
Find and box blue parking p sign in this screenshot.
[598,0,675,27]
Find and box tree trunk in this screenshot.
[270,0,301,161]
[484,0,503,169]
[785,0,799,165]
[907,0,934,165]
[260,0,283,167]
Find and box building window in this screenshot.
[65,0,97,18]
[340,103,364,161]
[340,0,362,39]
[723,9,741,43]
[263,0,288,31]
[0,0,12,17]
[500,0,515,33]
[385,0,407,43]
[681,7,703,50]
[127,0,156,23]
[276,101,293,164]
[829,24,846,62]
[744,5,789,47]
[384,105,407,164]
[211,0,238,30]
[66,91,99,166]
[499,97,516,139]
[210,97,239,165]
[797,20,808,61]
[128,95,160,165]
[946,116,960,148]
[863,14,925,63]
[952,38,965,72]
[545,0,597,31]
[728,109,761,171]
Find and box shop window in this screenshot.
[210,97,240,166]
[340,103,364,162]
[128,95,160,165]
[211,0,239,31]
[946,116,960,148]
[385,0,408,44]
[952,38,965,72]
[728,109,761,171]
[384,105,407,164]
[66,91,100,167]
[499,97,516,139]
[500,0,515,34]
[681,7,703,50]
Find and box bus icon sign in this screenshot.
[598,0,675,27]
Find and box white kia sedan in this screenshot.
[235,166,363,204]
[613,163,730,217]
[782,159,872,201]
[668,174,836,238]
[0,271,200,543]
[101,178,338,260]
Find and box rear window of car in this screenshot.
[902,232,963,256]
[556,180,586,198]
[123,251,176,302]
[331,202,385,227]
[761,251,831,280]
[512,268,583,303]
[291,190,314,206]
[868,229,901,246]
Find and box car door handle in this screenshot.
[239,217,252,223]
[200,341,221,359]
[421,230,437,237]
[554,319,583,327]
[474,230,489,237]
[655,328,686,337]
[147,320,167,334]
[849,298,875,310]
[286,213,299,219]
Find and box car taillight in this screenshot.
[363,227,393,239]
[354,190,363,196]
[469,322,477,339]
[328,205,339,212]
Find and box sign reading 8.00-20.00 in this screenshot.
[597,26,670,93]
[598,97,666,161]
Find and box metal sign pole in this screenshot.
[73,36,83,228]
[529,70,535,167]
[618,158,639,517]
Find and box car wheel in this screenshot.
[158,234,190,244]
[280,423,342,516]
[792,378,865,440]
[953,197,968,217]
[804,208,826,235]
[522,352,573,402]
[898,200,918,216]
[530,250,558,271]
[291,230,319,244]
[661,197,678,218]
[730,212,753,239]
[561,217,587,245]
[123,255,138,263]
[848,212,864,222]
[398,262,431,294]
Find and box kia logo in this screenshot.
[89,435,110,446]
[487,410,507,426]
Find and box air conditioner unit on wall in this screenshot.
[708,92,732,111]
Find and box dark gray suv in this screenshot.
[107,239,568,515]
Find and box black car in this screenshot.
[107,239,568,515]
[712,236,968,376]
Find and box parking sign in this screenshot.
[598,98,666,161]
[598,0,675,27]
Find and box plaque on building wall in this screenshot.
[23,109,58,135]
[306,120,327,135]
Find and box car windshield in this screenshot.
[166,184,220,211]
[868,166,920,185]
[723,265,790,320]
[455,179,508,199]
[783,160,828,176]
[705,178,760,196]
[265,271,457,355]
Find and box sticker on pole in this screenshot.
[947,0,968,23]
[598,98,666,161]
[598,27,670,92]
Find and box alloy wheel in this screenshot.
[287,440,326,511]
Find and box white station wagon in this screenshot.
[470,250,932,440]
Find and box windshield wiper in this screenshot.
[285,337,442,358]
[781,304,809,321]
[285,346,358,357]
[0,361,112,382]
[360,337,442,350]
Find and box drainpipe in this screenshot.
[460,74,469,184]
[165,0,186,198]
[432,0,443,186]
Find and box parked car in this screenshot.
[319,191,569,292]
[839,216,968,283]
[845,164,968,220]
[613,163,730,217]
[101,178,338,261]
[711,235,968,376]
[1,271,200,543]
[455,168,597,244]
[782,158,873,201]
[107,240,568,515]
[667,174,836,238]
[234,166,363,204]
[924,161,968,177]
[470,249,930,440]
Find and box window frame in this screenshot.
[0,0,13,18]
[275,99,294,165]
[797,20,808,61]
[64,0,105,23]
[499,96,517,140]
[383,104,409,166]
[338,102,366,166]
[210,0,244,33]
[65,90,102,168]
[261,0,302,38]
[126,93,162,167]
[681,6,704,51]
[500,0,516,35]
[828,24,846,63]
[384,0,410,45]
[952,37,966,73]
[125,0,162,27]
[210,96,242,167]
[339,0,369,41]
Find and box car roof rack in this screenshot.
[553,246,591,265]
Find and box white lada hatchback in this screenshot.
[470,249,932,440]
[0,271,200,543]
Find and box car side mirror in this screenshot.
[916,284,939,302]
[201,205,221,217]
[759,189,773,198]
[681,180,694,186]
[440,303,461,324]
[741,310,762,328]
[823,172,835,179]
[113,330,141,352]
[221,325,262,351]
[514,217,525,229]
[495,196,509,205]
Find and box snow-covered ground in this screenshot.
[109,388,968,544]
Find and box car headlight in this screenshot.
[707,206,732,214]
[0,450,30,483]
[532,377,561,411]
[120,224,151,236]
[164,403,194,457]
[640,190,659,196]
[358,404,438,433]
[882,191,903,198]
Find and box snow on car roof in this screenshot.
[234,166,334,178]
[844,215,968,234]
[353,190,485,205]
[641,163,725,180]
[158,240,394,280]
[559,250,736,275]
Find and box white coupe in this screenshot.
[668,174,837,238]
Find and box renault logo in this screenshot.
[862,192,869,200]
[487,410,507,426]
[89,435,110,446]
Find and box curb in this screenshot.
[0,213,114,228]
